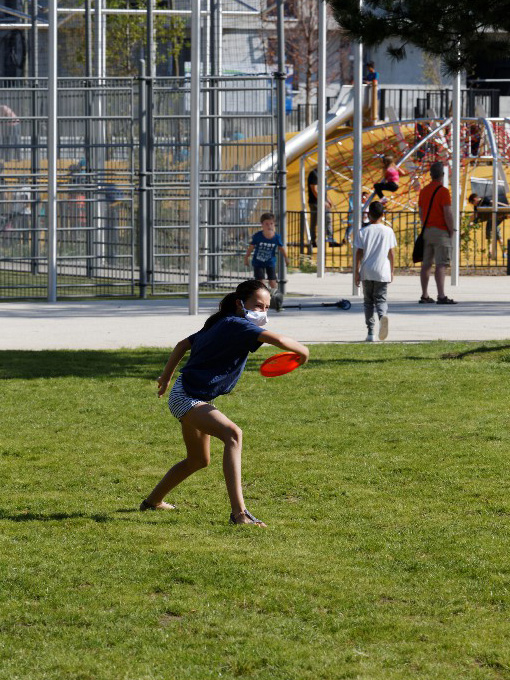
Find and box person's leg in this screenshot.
[253,266,266,284]
[179,404,257,523]
[362,280,375,335]
[373,282,388,320]
[434,231,454,301]
[145,416,211,507]
[266,265,277,292]
[374,182,384,199]
[325,209,335,241]
[434,264,447,299]
[420,230,435,299]
[309,206,317,245]
[343,223,353,244]
[420,263,432,298]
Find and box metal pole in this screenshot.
[139,60,148,299]
[316,0,326,278]
[47,0,57,302]
[85,0,92,77]
[147,0,155,78]
[189,0,201,314]
[208,0,222,281]
[352,4,363,296]
[85,0,93,277]
[491,128,499,260]
[451,71,461,285]
[276,0,287,293]
[30,0,39,275]
[146,0,155,285]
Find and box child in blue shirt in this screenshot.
[244,212,289,294]
[140,279,309,526]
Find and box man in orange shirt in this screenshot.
[418,162,457,304]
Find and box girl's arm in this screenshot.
[257,330,309,365]
[157,338,192,397]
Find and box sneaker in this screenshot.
[365,333,375,342]
[436,296,457,305]
[380,196,389,205]
[379,315,389,341]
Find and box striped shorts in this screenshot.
[168,375,208,420]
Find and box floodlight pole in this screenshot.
[47,0,57,302]
[189,0,201,314]
[451,71,461,286]
[351,2,363,296]
[276,0,287,294]
[316,0,326,278]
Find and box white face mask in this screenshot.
[241,302,268,327]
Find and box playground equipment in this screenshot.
[284,115,510,271]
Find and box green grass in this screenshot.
[1,342,510,680]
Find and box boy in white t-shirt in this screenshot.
[354,201,397,342]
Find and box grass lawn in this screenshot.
[1,342,510,680]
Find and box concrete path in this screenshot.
[0,273,508,350]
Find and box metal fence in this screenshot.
[286,98,336,132]
[288,211,509,271]
[379,88,500,122]
[0,75,277,299]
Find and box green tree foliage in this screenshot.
[326,0,510,75]
[105,0,189,76]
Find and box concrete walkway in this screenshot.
[0,273,509,350]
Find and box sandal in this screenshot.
[229,509,267,527]
[140,499,176,511]
[436,296,457,305]
[419,296,435,304]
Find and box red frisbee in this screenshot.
[260,352,302,378]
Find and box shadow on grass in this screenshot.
[0,510,112,522]
[0,349,166,380]
[0,508,175,523]
[441,343,510,361]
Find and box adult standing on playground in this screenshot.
[418,161,457,304]
[307,166,339,248]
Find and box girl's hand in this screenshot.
[296,347,309,366]
[157,375,170,398]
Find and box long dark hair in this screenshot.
[203,280,269,331]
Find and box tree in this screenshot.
[326,0,510,75]
[106,0,189,77]
[262,0,343,126]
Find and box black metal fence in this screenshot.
[0,75,277,299]
[287,211,508,271]
[286,98,336,132]
[379,88,500,121]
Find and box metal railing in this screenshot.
[0,75,277,299]
[379,88,500,121]
[287,211,508,271]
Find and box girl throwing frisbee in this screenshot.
[140,280,309,526]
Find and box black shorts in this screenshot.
[253,264,276,281]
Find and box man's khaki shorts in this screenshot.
[423,227,452,267]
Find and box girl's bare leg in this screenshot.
[145,416,211,506]
[182,404,246,518]
[146,404,263,524]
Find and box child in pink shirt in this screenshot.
[374,155,400,204]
